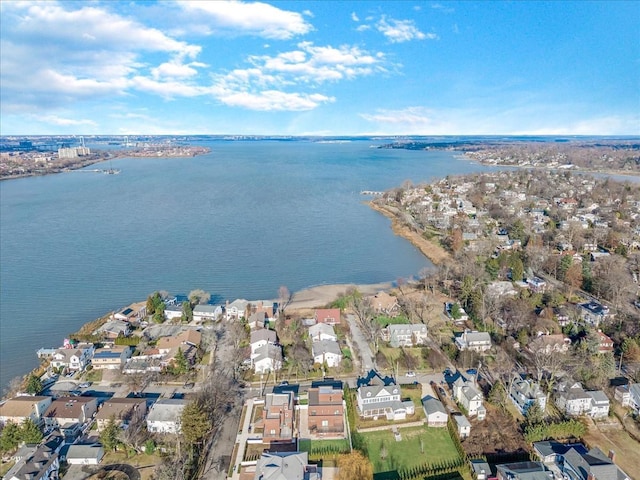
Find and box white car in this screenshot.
[78,382,91,388]
[406,371,416,377]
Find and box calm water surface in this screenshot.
[1,141,496,387]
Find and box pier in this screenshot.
[360,190,384,196]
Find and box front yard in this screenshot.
[359,425,460,474]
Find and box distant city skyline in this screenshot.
[1,0,638,136]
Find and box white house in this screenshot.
[555,382,608,418]
[615,383,640,412]
[356,384,414,421]
[578,301,613,327]
[252,344,283,374]
[586,391,610,418]
[308,323,337,342]
[453,378,486,419]
[225,299,249,320]
[193,304,222,323]
[453,414,471,438]
[422,396,448,427]
[455,330,492,352]
[63,444,104,465]
[0,396,53,427]
[509,376,547,415]
[250,329,278,355]
[385,324,428,347]
[50,345,94,372]
[146,399,186,434]
[312,340,342,368]
[164,305,183,321]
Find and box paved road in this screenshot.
[346,314,375,373]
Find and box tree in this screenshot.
[173,348,189,375]
[20,418,43,444]
[147,291,163,316]
[0,422,21,453]
[350,296,381,352]
[100,416,120,452]
[181,301,193,323]
[188,289,211,307]
[181,401,211,451]
[278,285,293,318]
[25,374,43,395]
[488,380,508,412]
[337,451,373,480]
[523,401,544,429]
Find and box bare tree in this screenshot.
[278,285,293,318]
[350,296,381,352]
[188,289,211,306]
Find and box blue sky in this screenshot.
[1,0,638,135]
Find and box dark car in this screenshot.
[184,382,195,389]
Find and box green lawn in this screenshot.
[360,425,461,473]
[299,438,350,455]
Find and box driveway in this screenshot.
[346,314,375,373]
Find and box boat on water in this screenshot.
[103,168,120,175]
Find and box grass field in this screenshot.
[360,425,461,473]
[583,421,640,477]
[298,438,350,455]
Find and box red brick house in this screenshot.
[308,386,345,435]
[262,392,294,443]
[315,308,341,325]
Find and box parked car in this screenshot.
[406,371,416,377]
[184,382,195,389]
[78,382,91,388]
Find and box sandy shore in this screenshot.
[287,282,393,310]
[368,201,450,265]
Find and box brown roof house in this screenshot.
[261,392,295,443]
[0,396,53,427]
[368,291,400,317]
[95,397,147,432]
[43,397,98,429]
[308,385,345,436]
[314,308,341,325]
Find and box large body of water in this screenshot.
[0,141,497,388]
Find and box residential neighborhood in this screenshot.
[3,167,640,480]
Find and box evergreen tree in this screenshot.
[181,301,193,323]
[173,348,189,375]
[20,418,43,444]
[100,416,120,452]
[25,374,43,395]
[0,423,21,453]
[180,401,211,449]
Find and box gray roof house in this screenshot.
[495,462,550,480]
[563,446,630,480]
[385,324,428,347]
[146,399,186,434]
[509,376,547,415]
[311,340,342,368]
[4,433,63,480]
[421,395,448,427]
[253,451,319,480]
[455,330,492,352]
[357,384,414,421]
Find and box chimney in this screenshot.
[608,450,615,462]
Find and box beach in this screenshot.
[287,281,393,310]
[367,201,450,265]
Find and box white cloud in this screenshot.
[38,115,98,127]
[377,16,436,43]
[218,90,334,111]
[0,2,203,110]
[178,1,312,39]
[351,12,359,22]
[208,42,385,111]
[360,106,640,135]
